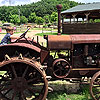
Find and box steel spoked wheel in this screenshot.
[0,57,48,100]
[52,59,71,78]
[90,71,100,100]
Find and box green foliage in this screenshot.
[43,15,50,23]
[50,12,58,23]
[94,19,100,23]
[47,85,92,100]
[9,14,20,24]
[29,12,37,23]
[20,16,28,24]
[35,17,44,25]
[80,84,92,100]
[47,91,89,100]
[0,0,79,24]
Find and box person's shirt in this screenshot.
[0,33,11,45]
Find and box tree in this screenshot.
[29,12,37,23]
[35,17,44,27]
[20,16,28,24]
[9,14,20,25]
[43,15,50,23]
[50,12,58,23]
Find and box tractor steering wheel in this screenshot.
[15,27,31,42]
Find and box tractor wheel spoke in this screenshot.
[54,69,60,73]
[22,66,29,78]
[21,92,26,100]
[11,64,17,78]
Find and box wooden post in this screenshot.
[62,16,64,34]
[70,17,71,23]
[82,18,84,22]
[42,27,43,33]
[77,18,78,23]
[62,16,64,24]
[72,14,77,23]
[85,13,90,23]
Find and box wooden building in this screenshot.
[61,3,100,34]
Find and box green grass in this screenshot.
[35,32,71,36]
[32,28,43,30]
[42,28,57,31]
[35,32,57,36]
[47,92,88,100]
[47,84,92,100]
[0,71,6,75]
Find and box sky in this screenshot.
[0,0,100,6]
[0,0,41,6]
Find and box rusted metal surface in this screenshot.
[0,57,48,100]
[12,38,48,50]
[47,34,100,50]
[72,68,100,71]
[71,34,100,44]
[47,35,71,50]
[40,49,49,64]
[0,43,41,53]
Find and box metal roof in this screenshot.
[61,2,100,14]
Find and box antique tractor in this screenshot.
[1,28,100,100]
[1,5,100,100]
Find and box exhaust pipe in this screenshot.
[56,4,62,35]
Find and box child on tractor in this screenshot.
[0,26,18,45]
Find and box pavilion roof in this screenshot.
[61,2,100,19]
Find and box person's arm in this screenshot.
[10,36,20,42]
[10,36,19,39]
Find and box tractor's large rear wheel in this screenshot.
[90,71,100,100]
[0,57,48,100]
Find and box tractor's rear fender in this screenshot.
[0,43,49,63]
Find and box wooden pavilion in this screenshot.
[61,2,100,34]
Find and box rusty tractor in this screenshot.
[1,4,100,100]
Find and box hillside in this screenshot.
[22,0,79,17]
[0,0,81,23]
